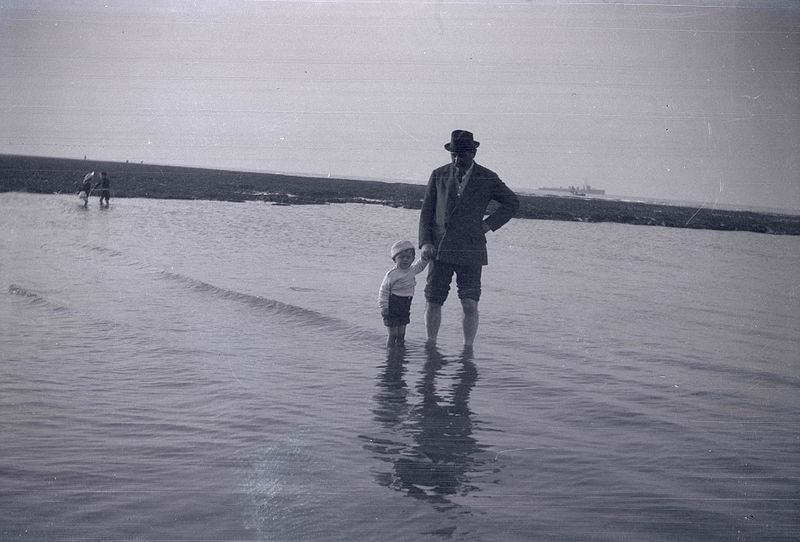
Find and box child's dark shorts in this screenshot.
[383,294,413,327]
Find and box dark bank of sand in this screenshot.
[2,154,799,235]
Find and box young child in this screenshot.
[379,240,430,347]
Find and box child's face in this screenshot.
[394,248,415,269]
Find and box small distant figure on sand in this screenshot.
[419,130,519,348]
[95,171,110,207]
[79,171,95,207]
[379,240,430,348]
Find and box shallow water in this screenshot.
[1,192,798,540]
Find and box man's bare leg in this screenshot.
[461,299,479,347]
[425,302,442,345]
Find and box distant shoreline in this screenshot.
[2,154,799,235]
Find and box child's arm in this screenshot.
[378,272,392,313]
[410,256,430,276]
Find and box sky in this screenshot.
[2,0,798,210]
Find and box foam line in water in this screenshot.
[77,243,125,258]
[8,284,40,299]
[157,270,385,346]
[73,242,151,270]
[8,282,127,325]
[8,284,68,313]
[72,242,349,328]
[158,270,335,322]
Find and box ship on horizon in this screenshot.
[539,184,606,196]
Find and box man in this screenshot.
[95,171,111,207]
[419,130,519,347]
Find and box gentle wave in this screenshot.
[157,269,385,346]
[17,235,388,348]
[71,241,384,345]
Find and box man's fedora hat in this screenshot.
[444,130,480,152]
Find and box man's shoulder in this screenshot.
[472,163,499,179]
[431,163,452,176]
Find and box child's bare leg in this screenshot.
[387,325,407,347]
[387,326,400,347]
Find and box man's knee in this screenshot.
[425,292,448,306]
[460,298,479,316]
[426,301,442,313]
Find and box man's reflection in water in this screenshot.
[365,345,485,505]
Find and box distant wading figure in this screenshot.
[95,171,110,206]
[79,171,95,207]
[419,130,519,348]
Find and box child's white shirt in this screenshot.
[378,258,429,311]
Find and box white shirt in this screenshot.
[455,162,475,196]
[378,258,430,310]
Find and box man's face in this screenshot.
[451,150,475,173]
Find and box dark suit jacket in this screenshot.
[418,162,519,266]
